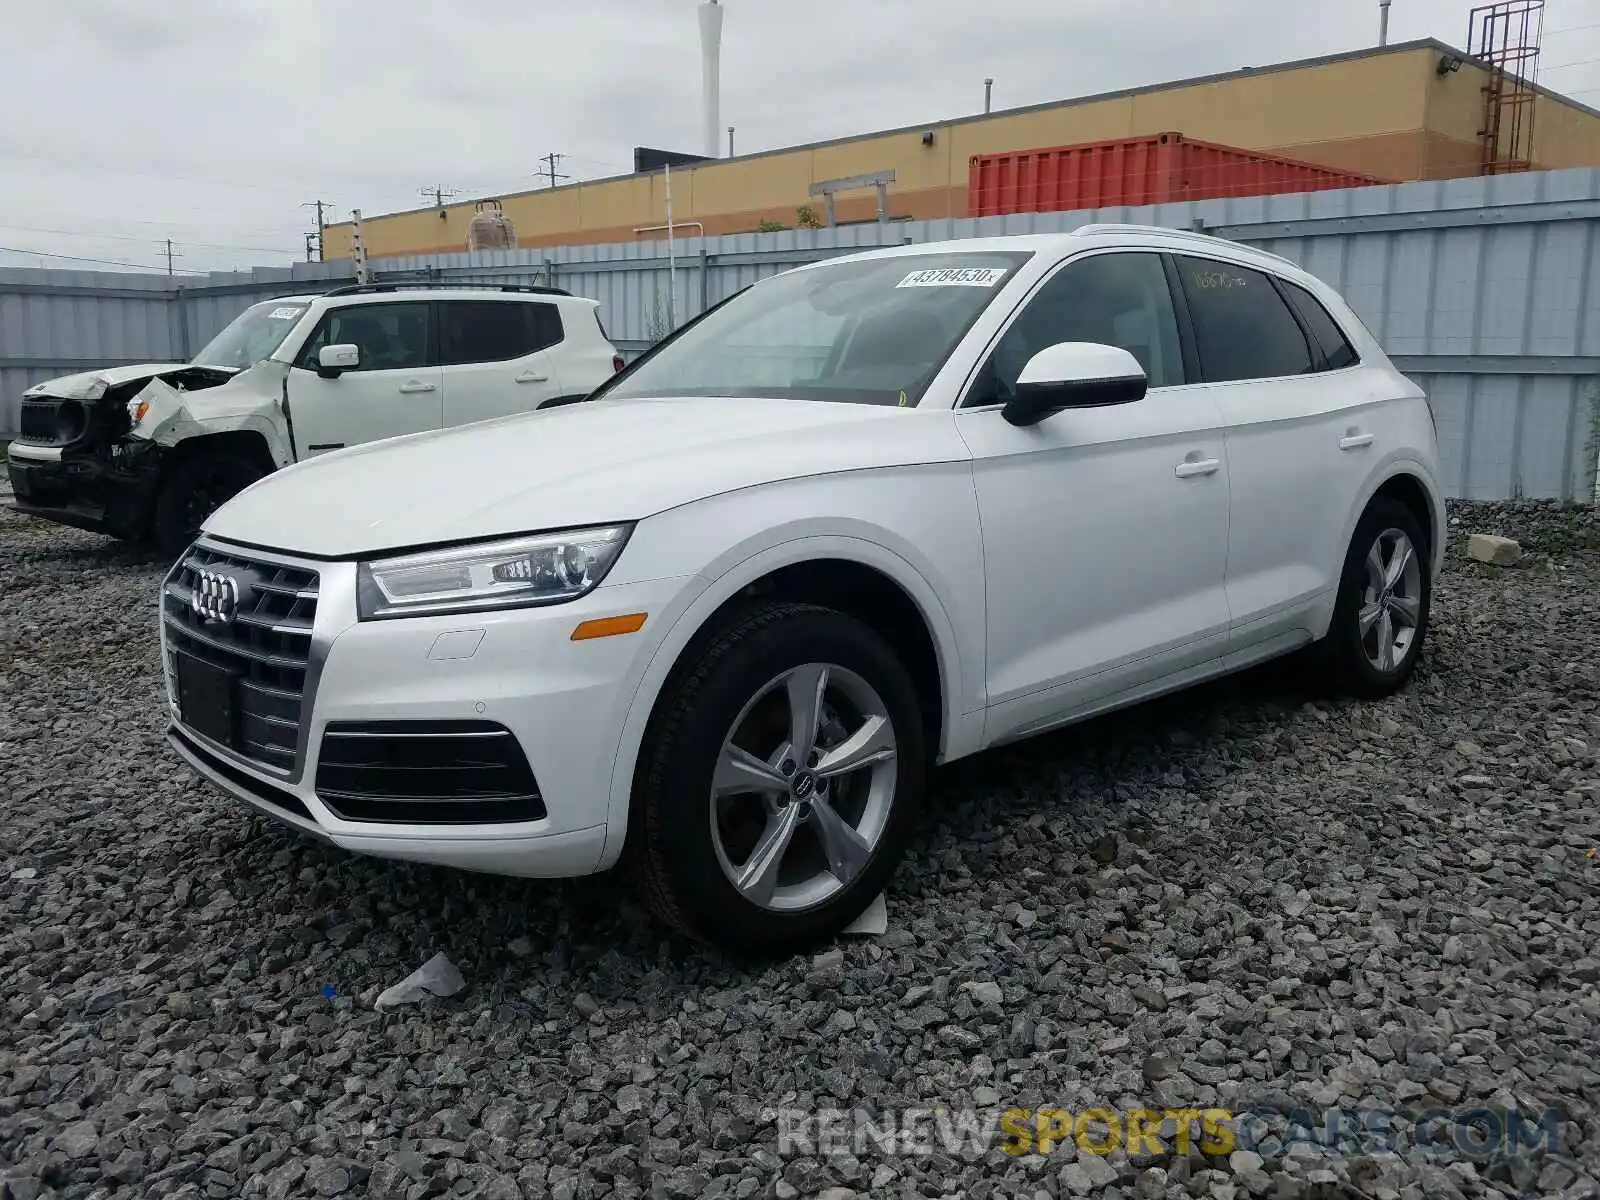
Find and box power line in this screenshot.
[0,222,299,254]
[537,152,571,190]
[0,243,199,272]
[419,185,460,208]
[1543,55,1600,71]
[1,208,306,236]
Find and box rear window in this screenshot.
[1282,281,1360,371]
[437,301,563,366]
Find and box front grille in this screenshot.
[17,398,84,446]
[162,544,319,774]
[314,720,546,825]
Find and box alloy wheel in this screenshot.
[709,662,898,912]
[1359,527,1422,672]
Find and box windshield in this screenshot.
[191,299,312,369]
[603,250,1034,406]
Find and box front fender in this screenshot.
[127,363,295,468]
[594,530,979,872]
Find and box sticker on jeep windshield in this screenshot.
[895,267,1007,288]
[268,306,306,320]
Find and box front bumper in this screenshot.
[6,442,160,538]
[160,535,691,879]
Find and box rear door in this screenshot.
[437,299,565,425]
[1170,254,1391,664]
[286,302,442,455]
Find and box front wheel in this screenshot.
[1313,498,1432,698]
[626,602,926,955]
[151,453,264,556]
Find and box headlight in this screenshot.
[356,525,632,620]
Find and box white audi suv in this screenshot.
[160,224,1445,953]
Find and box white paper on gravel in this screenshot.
[842,892,887,936]
[375,952,466,1009]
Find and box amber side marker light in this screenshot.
[571,613,648,641]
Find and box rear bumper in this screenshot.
[6,443,160,537]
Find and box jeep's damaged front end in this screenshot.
[6,365,238,538]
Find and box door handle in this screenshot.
[515,372,549,384]
[1339,432,1374,450]
[398,381,437,394]
[1174,457,1221,479]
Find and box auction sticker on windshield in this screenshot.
[896,267,1008,288]
[269,306,306,320]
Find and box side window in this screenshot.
[533,304,565,350]
[1174,256,1315,382]
[1281,281,1360,371]
[437,301,561,366]
[296,303,432,372]
[968,252,1184,406]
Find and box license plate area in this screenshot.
[175,651,238,748]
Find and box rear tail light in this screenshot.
[613,355,625,374]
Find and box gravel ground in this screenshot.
[3,501,1599,1200]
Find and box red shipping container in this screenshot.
[967,132,1385,218]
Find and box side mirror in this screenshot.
[316,343,361,379]
[1001,342,1148,427]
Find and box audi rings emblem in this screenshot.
[191,569,240,623]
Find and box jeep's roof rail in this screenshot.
[321,282,573,298]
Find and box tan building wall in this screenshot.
[323,40,1600,261]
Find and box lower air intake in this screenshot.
[314,720,546,825]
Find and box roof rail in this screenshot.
[1072,222,1225,243]
[1071,222,1300,268]
[321,282,572,298]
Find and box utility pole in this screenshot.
[301,199,332,262]
[537,152,570,190]
[162,238,179,275]
[419,185,459,208]
[350,209,371,285]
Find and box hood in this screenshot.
[24,362,236,401]
[204,395,970,558]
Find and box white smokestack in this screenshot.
[699,1,724,159]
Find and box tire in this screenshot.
[151,453,264,557]
[1312,497,1432,698]
[625,601,927,956]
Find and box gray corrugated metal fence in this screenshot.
[4,168,1599,501]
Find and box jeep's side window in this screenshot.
[1174,256,1315,382]
[967,252,1184,406]
[437,301,562,366]
[296,303,432,372]
[1281,281,1360,371]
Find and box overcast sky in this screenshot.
[2,0,1596,275]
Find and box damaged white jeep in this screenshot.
[6,283,623,554]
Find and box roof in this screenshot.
[326,38,1600,232]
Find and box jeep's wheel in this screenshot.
[1313,497,1432,698]
[152,454,263,556]
[626,602,925,955]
